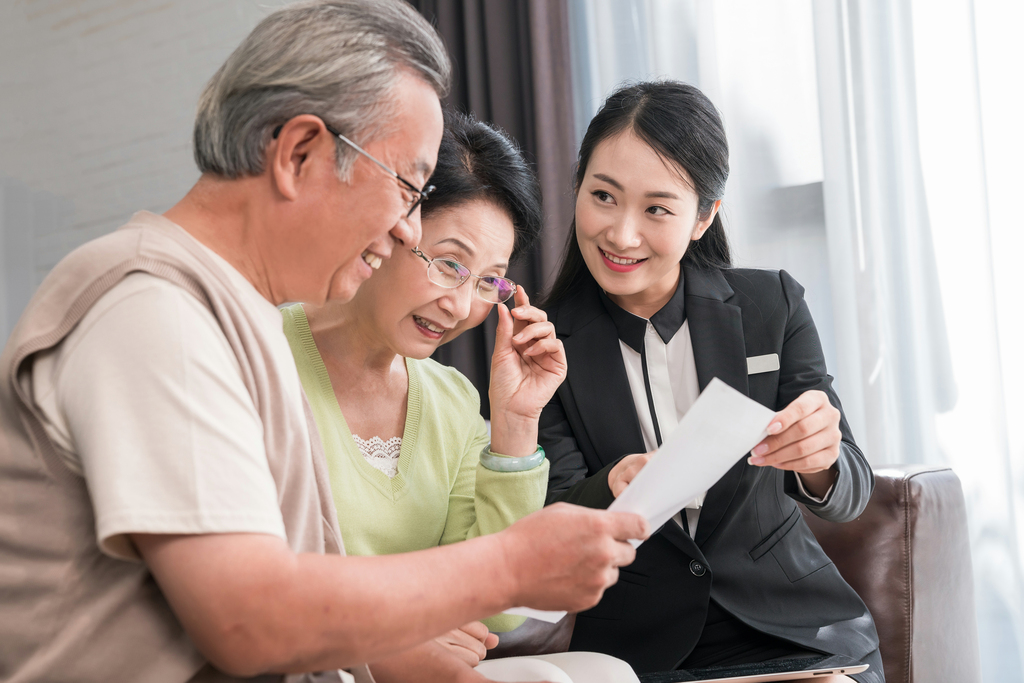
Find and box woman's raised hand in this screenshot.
[488,288,567,457]
[747,389,842,498]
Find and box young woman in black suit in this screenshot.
[539,81,883,682]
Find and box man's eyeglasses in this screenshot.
[272,121,434,217]
[412,247,517,304]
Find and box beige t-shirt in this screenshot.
[30,239,298,560]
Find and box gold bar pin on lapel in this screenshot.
[746,353,780,375]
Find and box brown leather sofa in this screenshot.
[492,465,983,683]
[803,465,982,683]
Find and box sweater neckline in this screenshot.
[288,304,421,500]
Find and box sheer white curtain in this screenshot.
[815,0,1023,679]
[569,0,1023,679]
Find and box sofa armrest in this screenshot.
[801,465,981,683]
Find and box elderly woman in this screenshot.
[0,2,646,682]
[283,111,640,683]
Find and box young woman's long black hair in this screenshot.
[543,81,732,308]
[421,109,542,264]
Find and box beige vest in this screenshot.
[0,213,372,683]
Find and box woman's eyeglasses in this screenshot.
[412,248,517,304]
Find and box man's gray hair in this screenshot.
[193,0,450,179]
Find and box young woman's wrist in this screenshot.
[797,465,838,499]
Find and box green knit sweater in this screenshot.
[282,305,548,631]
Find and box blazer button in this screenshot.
[690,559,707,577]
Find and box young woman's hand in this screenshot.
[608,451,656,498]
[434,621,498,666]
[747,389,842,498]
[488,288,568,457]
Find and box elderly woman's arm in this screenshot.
[440,417,549,547]
[439,287,567,546]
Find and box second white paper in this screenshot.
[609,377,776,547]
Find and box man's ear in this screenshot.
[267,115,334,201]
[692,199,722,240]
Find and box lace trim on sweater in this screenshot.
[352,435,401,479]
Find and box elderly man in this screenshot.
[0,2,647,682]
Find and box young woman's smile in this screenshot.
[599,247,648,272]
[575,131,718,319]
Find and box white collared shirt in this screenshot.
[619,318,706,537]
[617,317,829,539]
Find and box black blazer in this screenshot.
[540,265,883,681]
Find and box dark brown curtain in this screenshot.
[408,0,577,417]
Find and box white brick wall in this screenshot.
[0,0,292,338]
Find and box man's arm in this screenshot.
[134,502,647,677]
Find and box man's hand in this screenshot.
[498,503,649,612]
[607,451,656,498]
[434,621,498,667]
[747,389,842,498]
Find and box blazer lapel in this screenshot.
[563,316,647,468]
[684,266,750,547]
[685,266,747,396]
[558,281,647,468]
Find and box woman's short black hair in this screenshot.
[544,80,732,308]
[421,110,542,264]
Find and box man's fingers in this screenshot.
[609,541,637,569]
[606,511,650,543]
[484,633,499,650]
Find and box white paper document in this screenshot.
[502,378,776,622]
[609,377,776,547]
